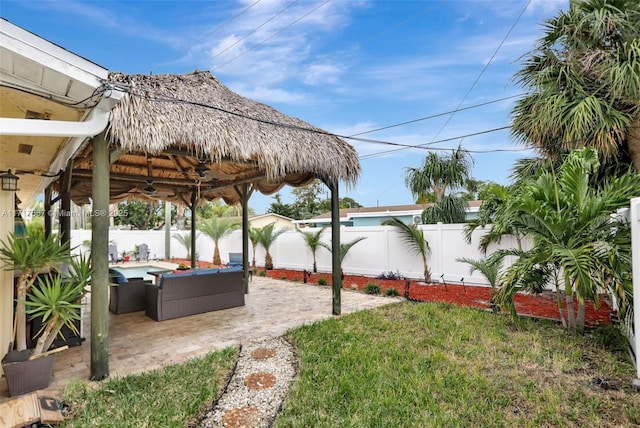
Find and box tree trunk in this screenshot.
[313,258,317,273]
[576,302,586,333]
[555,283,567,328]
[213,245,221,266]
[628,115,640,172]
[422,255,431,283]
[14,270,32,351]
[565,293,576,329]
[265,252,273,270]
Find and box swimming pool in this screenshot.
[111,265,160,280]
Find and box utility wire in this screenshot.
[213,0,330,71]
[210,0,299,63]
[155,0,262,69]
[425,0,532,146]
[349,94,523,137]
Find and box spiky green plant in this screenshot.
[256,223,287,270]
[382,216,431,283]
[297,226,327,273]
[0,233,70,352]
[198,218,240,265]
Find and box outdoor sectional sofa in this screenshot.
[145,267,245,321]
[109,269,152,314]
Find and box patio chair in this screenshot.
[228,252,242,267]
[109,244,123,264]
[136,243,150,262]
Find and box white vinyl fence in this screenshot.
[630,197,640,383]
[71,222,521,286]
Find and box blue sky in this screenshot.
[2,0,567,214]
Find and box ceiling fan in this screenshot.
[140,180,174,198]
[193,160,236,181]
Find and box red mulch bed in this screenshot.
[262,268,613,327]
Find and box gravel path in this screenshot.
[198,337,297,428]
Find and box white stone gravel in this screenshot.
[198,336,297,428]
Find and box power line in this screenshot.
[355,126,519,160]
[116,85,532,159]
[213,0,331,72]
[209,0,299,63]
[155,0,262,69]
[425,0,532,144]
[349,94,523,137]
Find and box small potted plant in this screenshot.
[0,233,91,396]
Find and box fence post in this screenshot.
[631,197,640,389]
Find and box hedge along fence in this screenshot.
[70,223,527,287]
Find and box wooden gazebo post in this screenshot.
[330,181,341,315]
[190,189,198,269]
[90,130,110,380]
[235,183,253,293]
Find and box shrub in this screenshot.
[364,283,381,294]
[376,270,402,280]
[258,270,267,277]
[281,275,288,280]
[317,277,328,286]
[385,288,399,297]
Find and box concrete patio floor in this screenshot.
[0,274,397,402]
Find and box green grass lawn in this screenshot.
[277,302,640,428]
[59,301,640,427]
[60,347,238,427]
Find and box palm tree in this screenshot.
[256,223,286,270]
[495,148,640,331]
[405,147,473,202]
[382,217,431,283]
[463,182,526,253]
[457,252,505,312]
[319,237,367,274]
[248,226,261,268]
[421,195,467,224]
[511,0,640,171]
[297,226,327,273]
[405,147,473,223]
[172,232,200,260]
[199,218,241,265]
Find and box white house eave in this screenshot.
[0,19,108,87]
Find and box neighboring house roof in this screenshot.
[294,201,483,224]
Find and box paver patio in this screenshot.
[0,275,396,402]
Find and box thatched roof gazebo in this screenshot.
[77,70,360,380]
[69,71,359,205]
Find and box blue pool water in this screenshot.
[111,265,159,279]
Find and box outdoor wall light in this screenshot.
[0,170,19,191]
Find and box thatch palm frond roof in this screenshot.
[68,71,360,206]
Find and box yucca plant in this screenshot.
[27,253,91,354]
[0,233,71,353]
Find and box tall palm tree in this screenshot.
[496,148,640,332]
[319,237,367,274]
[172,232,200,260]
[405,147,473,202]
[256,223,286,270]
[382,217,431,283]
[511,0,640,171]
[405,147,473,223]
[199,218,241,265]
[297,226,327,273]
[248,226,261,268]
